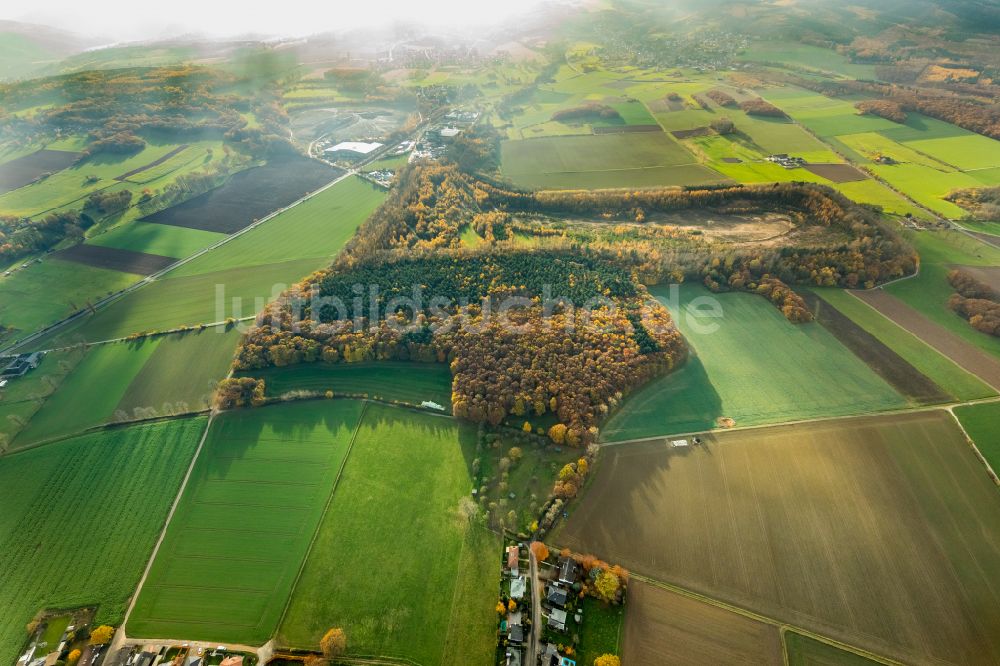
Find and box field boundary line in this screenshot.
[842,289,999,392]
[120,411,216,630]
[601,396,1000,448]
[274,399,370,642]
[624,573,901,665]
[946,407,1000,487]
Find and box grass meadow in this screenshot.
[0,418,205,666]
[250,361,452,407]
[601,284,905,441]
[278,403,499,665]
[127,400,366,643]
[561,411,1000,664]
[500,132,726,190]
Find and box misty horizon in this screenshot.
[1,0,564,43]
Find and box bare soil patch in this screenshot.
[592,124,662,135]
[721,157,743,163]
[623,581,783,665]
[115,144,188,181]
[671,127,712,139]
[803,163,868,183]
[52,243,176,275]
[803,291,951,403]
[558,411,1000,665]
[143,157,341,233]
[0,149,82,194]
[854,289,1000,389]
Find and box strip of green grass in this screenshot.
[127,400,365,643]
[0,417,205,666]
[953,403,1000,474]
[278,403,499,665]
[250,361,452,407]
[813,289,995,401]
[784,631,884,666]
[88,222,225,259]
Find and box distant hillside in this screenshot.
[0,20,93,81]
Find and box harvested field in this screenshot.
[559,411,1000,665]
[0,149,81,194]
[52,244,176,275]
[143,157,340,233]
[593,124,662,134]
[803,163,868,183]
[115,144,188,181]
[671,127,712,139]
[853,289,1000,389]
[803,292,950,403]
[623,580,783,665]
[954,265,1000,292]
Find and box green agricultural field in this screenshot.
[88,222,225,259]
[0,138,221,219]
[501,132,727,190]
[904,134,1000,171]
[954,402,1000,474]
[728,111,833,156]
[959,220,1000,236]
[250,361,452,406]
[576,598,624,666]
[29,258,323,347]
[836,131,955,170]
[784,632,883,666]
[115,327,241,419]
[886,231,1000,360]
[168,176,385,277]
[868,163,978,218]
[127,400,366,643]
[12,339,162,448]
[813,289,995,401]
[0,258,139,344]
[0,417,205,666]
[601,284,906,441]
[736,42,876,79]
[760,88,900,137]
[278,403,500,665]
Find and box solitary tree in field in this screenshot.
[320,628,347,659]
[594,655,621,666]
[89,626,114,646]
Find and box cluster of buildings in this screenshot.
[766,153,806,169]
[1,351,43,388]
[322,141,383,162]
[411,109,480,161]
[501,545,529,666]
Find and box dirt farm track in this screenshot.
[558,410,1000,665]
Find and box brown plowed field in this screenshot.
[558,411,1000,665]
[0,149,82,194]
[623,581,783,665]
[853,288,1000,389]
[52,244,176,275]
[803,163,868,183]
